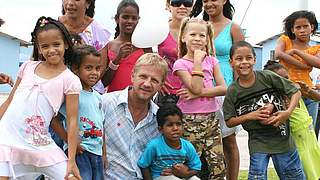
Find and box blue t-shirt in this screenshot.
[60,89,104,155]
[137,135,201,179]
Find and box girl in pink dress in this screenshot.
[0,17,82,180]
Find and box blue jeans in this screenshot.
[303,97,319,127]
[76,151,104,180]
[248,149,305,180]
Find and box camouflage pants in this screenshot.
[182,112,226,180]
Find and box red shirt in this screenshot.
[107,48,144,92]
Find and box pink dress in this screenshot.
[0,61,81,177]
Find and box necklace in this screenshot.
[63,17,87,34]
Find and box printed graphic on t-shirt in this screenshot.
[235,88,288,136]
[79,116,103,139]
[24,115,51,146]
[154,154,187,169]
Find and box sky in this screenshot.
[0,0,319,45]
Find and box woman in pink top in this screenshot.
[173,18,227,179]
[0,17,81,179]
[156,0,194,106]
[101,0,150,92]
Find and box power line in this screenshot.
[240,0,253,26]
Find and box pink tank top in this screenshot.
[158,33,181,94]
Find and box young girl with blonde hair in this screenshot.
[173,17,226,179]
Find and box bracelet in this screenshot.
[67,173,75,178]
[192,73,204,78]
[191,70,204,78]
[108,61,119,71]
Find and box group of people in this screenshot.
[0,0,320,180]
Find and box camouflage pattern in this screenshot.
[182,112,226,180]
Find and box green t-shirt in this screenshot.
[223,70,298,154]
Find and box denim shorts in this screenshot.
[248,149,305,180]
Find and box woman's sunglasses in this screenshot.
[170,0,193,8]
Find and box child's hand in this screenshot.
[161,168,173,176]
[172,163,189,178]
[176,88,199,100]
[285,49,297,56]
[0,73,14,87]
[247,106,270,122]
[116,42,133,60]
[160,81,173,95]
[266,110,291,127]
[259,103,274,125]
[76,143,85,154]
[297,81,320,101]
[193,49,206,64]
[65,161,82,180]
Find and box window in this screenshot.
[270,50,275,60]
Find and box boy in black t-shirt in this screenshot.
[223,41,305,180]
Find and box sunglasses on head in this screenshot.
[170,0,193,8]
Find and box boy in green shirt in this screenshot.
[223,41,305,180]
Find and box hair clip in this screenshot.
[39,19,49,27]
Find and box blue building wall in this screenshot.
[0,35,20,93]
[253,47,262,70]
[261,39,277,69]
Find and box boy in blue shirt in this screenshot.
[51,45,105,180]
[138,104,201,180]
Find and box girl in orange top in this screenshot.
[275,10,320,130]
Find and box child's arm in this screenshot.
[175,50,206,95]
[64,94,81,180]
[140,167,153,180]
[287,48,320,68]
[226,107,271,128]
[199,63,227,97]
[275,39,310,69]
[50,116,67,142]
[172,164,198,178]
[0,77,21,119]
[101,42,133,86]
[176,63,227,100]
[0,73,14,86]
[267,90,301,127]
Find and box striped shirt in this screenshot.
[102,87,159,179]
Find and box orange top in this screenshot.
[279,35,320,87]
